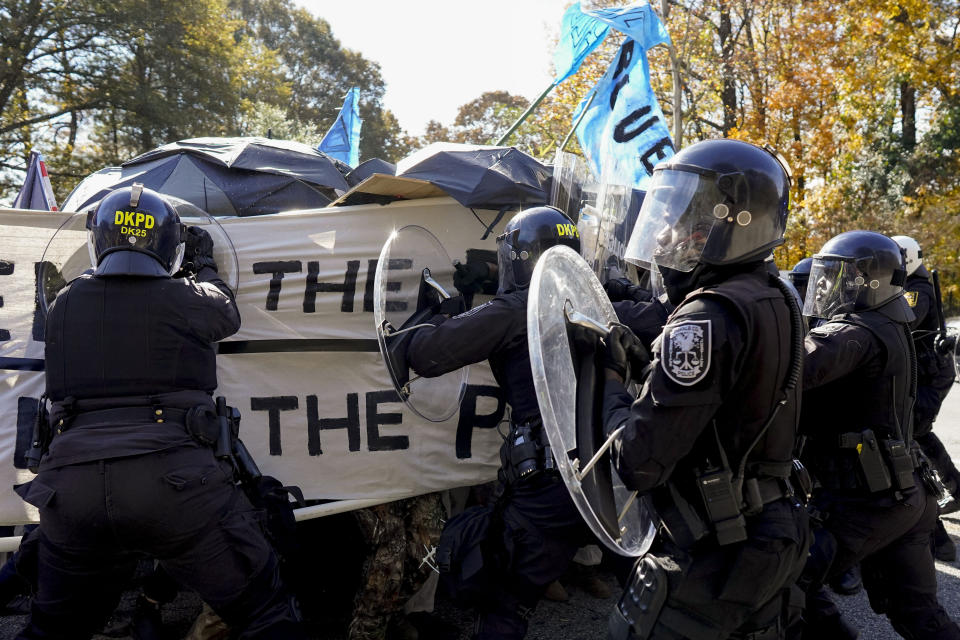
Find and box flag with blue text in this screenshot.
[553,3,610,84]
[574,34,674,190]
[582,2,670,50]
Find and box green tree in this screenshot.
[230,0,412,161]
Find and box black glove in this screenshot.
[936,334,957,356]
[603,323,651,381]
[604,277,633,302]
[453,261,491,294]
[183,225,218,273]
[604,277,652,303]
[436,295,467,317]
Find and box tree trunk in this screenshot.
[718,2,737,135]
[900,81,916,149]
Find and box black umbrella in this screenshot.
[395,143,551,209]
[63,137,352,216]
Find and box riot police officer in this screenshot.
[16,185,304,639]
[787,257,813,303]
[405,206,591,640]
[892,234,959,559]
[799,231,960,639]
[604,139,811,639]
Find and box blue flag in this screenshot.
[574,37,674,190]
[12,151,58,210]
[583,2,671,50]
[553,3,610,84]
[318,87,362,167]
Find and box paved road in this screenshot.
[0,377,958,638]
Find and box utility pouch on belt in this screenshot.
[882,439,916,491]
[500,422,552,484]
[696,466,747,546]
[839,430,891,493]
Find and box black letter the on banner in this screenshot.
[13,396,38,469]
[304,260,359,313]
[253,261,302,311]
[363,258,414,313]
[250,396,299,455]
[365,390,408,451]
[307,393,360,454]
[0,260,12,341]
[456,385,506,459]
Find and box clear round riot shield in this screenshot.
[38,207,240,315]
[528,244,656,557]
[177,210,240,295]
[373,225,469,422]
[590,159,645,283]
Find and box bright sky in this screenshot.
[296,0,573,136]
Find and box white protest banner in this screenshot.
[0,198,512,523]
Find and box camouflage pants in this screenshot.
[348,493,446,640]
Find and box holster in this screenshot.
[836,430,917,493]
[838,429,892,493]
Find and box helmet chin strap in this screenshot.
[658,263,708,306]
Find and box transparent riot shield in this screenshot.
[373,225,469,422]
[950,326,960,383]
[528,244,656,557]
[591,159,645,283]
[38,207,239,315]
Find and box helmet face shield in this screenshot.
[802,257,859,318]
[624,169,726,272]
[497,228,521,293]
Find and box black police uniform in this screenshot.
[605,264,811,639]
[407,289,590,640]
[800,298,960,639]
[904,269,960,490]
[16,265,302,639]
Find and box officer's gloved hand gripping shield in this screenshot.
[373,225,469,422]
[38,186,238,313]
[527,244,655,557]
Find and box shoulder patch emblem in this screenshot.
[903,290,918,307]
[661,320,712,386]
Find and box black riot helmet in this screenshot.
[788,257,813,301]
[497,206,581,293]
[624,139,791,272]
[87,184,184,277]
[802,231,907,319]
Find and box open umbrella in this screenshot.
[395,142,551,209]
[62,137,352,216]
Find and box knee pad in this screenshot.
[608,556,668,640]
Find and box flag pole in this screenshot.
[559,91,597,153]
[495,81,556,146]
[660,0,682,149]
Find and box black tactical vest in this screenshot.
[803,309,915,446]
[680,270,800,475]
[486,290,540,424]
[45,274,221,402]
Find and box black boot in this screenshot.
[131,595,165,640]
[829,564,862,596]
[934,519,957,562]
